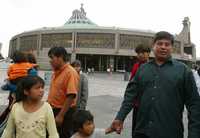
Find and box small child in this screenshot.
[2,51,37,92]
[71,110,112,138]
[2,76,59,138]
[7,51,37,85]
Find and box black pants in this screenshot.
[133,133,149,138]
[132,108,148,138]
[53,107,76,138]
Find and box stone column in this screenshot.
[115,33,119,53]
[8,41,12,57]
[71,52,76,62]
[109,56,114,72]
[16,37,20,50]
[37,34,42,56]
[180,42,184,57]
[71,32,77,62]
[192,45,196,62]
[99,55,102,71]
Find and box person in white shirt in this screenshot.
[71,110,113,138]
[2,76,59,138]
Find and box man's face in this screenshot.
[137,52,150,62]
[49,55,62,70]
[153,39,172,61]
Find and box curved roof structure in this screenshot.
[8,5,196,70]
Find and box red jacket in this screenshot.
[129,61,145,80]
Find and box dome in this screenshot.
[64,4,97,28]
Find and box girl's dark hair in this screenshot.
[11,51,27,63]
[48,46,68,62]
[73,110,94,132]
[16,76,45,102]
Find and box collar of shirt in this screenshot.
[54,63,68,76]
[149,56,174,66]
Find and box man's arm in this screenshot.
[55,94,76,126]
[115,74,140,121]
[106,68,141,134]
[55,69,79,125]
[184,68,200,138]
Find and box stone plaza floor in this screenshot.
[0,69,188,138]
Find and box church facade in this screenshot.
[8,5,195,71]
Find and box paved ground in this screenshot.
[0,70,188,138]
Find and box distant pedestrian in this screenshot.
[107,65,113,75]
[87,68,91,74]
[91,67,95,74]
[71,60,89,110]
[2,76,59,138]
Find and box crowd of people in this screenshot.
[0,31,200,138]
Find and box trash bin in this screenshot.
[44,71,52,85]
[124,72,129,81]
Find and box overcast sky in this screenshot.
[0,0,199,57]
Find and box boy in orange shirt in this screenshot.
[1,51,37,93]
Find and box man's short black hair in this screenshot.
[71,60,81,67]
[11,51,27,63]
[153,31,174,45]
[73,110,94,132]
[135,44,151,54]
[48,46,68,62]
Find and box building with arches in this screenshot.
[8,5,196,71]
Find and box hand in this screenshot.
[55,114,64,126]
[106,119,123,135]
[105,127,114,134]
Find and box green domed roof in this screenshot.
[64,4,98,28]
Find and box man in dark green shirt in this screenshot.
[106,31,200,138]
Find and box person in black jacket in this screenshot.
[106,31,200,138]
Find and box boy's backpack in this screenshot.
[28,68,38,76]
